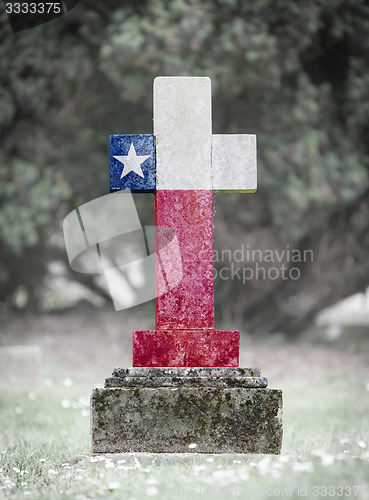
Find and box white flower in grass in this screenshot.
[27,392,37,400]
[193,464,207,472]
[108,482,121,491]
[4,477,15,487]
[212,469,230,479]
[44,378,53,387]
[81,410,89,417]
[13,467,20,474]
[211,470,224,478]
[292,462,314,472]
[206,457,214,463]
[24,491,31,496]
[39,459,46,463]
[311,449,325,457]
[336,453,349,460]
[116,459,126,464]
[63,378,73,387]
[188,443,197,449]
[78,396,89,407]
[271,468,281,479]
[117,465,130,470]
[321,454,335,467]
[272,461,283,470]
[61,400,70,409]
[238,468,249,481]
[358,440,367,449]
[104,462,114,469]
[146,477,158,485]
[256,455,272,473]
[339,438,349,444]
[48,469,58,477]
[146,486,159,496]
[15,407,22,414]
[89,458,99,463]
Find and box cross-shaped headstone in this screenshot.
[109,77,257,367]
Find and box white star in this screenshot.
[114,142,151,179]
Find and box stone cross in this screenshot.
[109,77,257,367]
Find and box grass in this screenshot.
[0,377,369,499]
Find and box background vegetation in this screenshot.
[1,0,369,335]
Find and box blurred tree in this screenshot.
[0,0,368,333]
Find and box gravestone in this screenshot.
[90,76,282,453]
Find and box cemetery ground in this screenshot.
[1,305,369,499]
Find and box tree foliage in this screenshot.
[0,0,369,333]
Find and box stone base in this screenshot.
[91,368,283,454]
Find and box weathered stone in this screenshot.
[91,385,283,454]
[212,134,257,192]
[108,367,266,388]
[113,367,261,377]
[91,368,282,454]
[105,375,268,388]
[133,329,239,367]
[154,190,215,330]
[154,77,212,190]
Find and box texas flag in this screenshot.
[109,134,156,193]
[109,77,257,367]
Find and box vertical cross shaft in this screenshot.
[154,78,214,330]
[155,190,214,330]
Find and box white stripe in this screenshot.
[154,77,212,190]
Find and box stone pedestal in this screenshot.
[91,368,283,454]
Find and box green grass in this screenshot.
[0,378,369,499]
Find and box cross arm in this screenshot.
[212,134,257,193]
[109,77,257,194]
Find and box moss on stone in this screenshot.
[91,386,283,454]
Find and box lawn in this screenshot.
[1,376,368,499]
